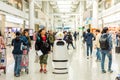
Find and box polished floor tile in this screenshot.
[0,40,120,80]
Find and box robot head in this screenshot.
[55,32,64,40]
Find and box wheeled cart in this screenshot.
[0,48,7,74]
[21,50,29,74]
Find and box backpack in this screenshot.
[49,35,54,43]
[99,34,109,50]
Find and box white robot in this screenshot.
[52,32,68,74]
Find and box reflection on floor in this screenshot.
[0,40,120,80]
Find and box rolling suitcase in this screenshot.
[115,47,120,53]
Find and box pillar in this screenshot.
[92,0,98,28]
[29,0,34,30]
[0,14,5,36]
[75,15,78,31]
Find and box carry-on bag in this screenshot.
[115,46,120,53]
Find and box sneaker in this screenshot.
[102,70,106,73]
[43,69,47,73]
[40,69,43,73]
[108,70,113,73]
[87,56,89,59]
[15,74,20,77]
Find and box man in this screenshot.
[99,27,113,73]
[85,29,95,59]
[95,29,101,61]
[48,30,55,51]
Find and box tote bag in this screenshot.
[37,50,43,56]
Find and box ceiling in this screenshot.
[49,0,80,13]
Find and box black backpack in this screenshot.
[99,34,109,50]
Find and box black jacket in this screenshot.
[35,34,51,55]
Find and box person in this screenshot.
[67,32,75,49]
[85,29,95,59]
[0,31,5,74]
[63,31,68,42]
[22,29,31,52]
[116,30,120,47]
[73,31,77,41]
[82,31,86,44]
[35,27,50,73]
[11,32,26,77]
[7,32,12,46]
[95,29,101,62]
[48,30,55,51]
[33,31,37,41]
[99,27,113,73]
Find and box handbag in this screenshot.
[43,41,49,48]
[37,50,43,56]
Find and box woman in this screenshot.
[0,31,5,69]
[35,28,50,73]
[22,29,31,51]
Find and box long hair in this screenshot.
[0,31,2,36]
[22,29,29,36]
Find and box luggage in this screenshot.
[115,47,120,53]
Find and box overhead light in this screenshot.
[59,9,71,12]
[57,5,72,9]
[71,5,76,8]
[50,1,56,5]
[53,6,57,8]
[57,1,72,5]
[61,15,70,18]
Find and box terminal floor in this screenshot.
[0,40,120,80]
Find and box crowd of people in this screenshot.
[82,27,120,73]
[0,26,120,77]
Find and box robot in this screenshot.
[52,32,68,74]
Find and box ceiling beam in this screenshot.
[52,13,81,16]
[35,0,87,2]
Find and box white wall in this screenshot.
[98,3,120,25]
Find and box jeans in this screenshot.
[96,48,101,60]
[101,50,112,71]
[67,42,75,49]
[116,39,119,46]
[86,44,93,56]
[13,54,22,75]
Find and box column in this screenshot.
[111,0,115,6]
[92,0,98,28]
[51,15,54,31]
[22,0,25,11]
[75,15,78,31]
[29,0,34,30]
[0,14,5,36]
[79,1,84,27]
